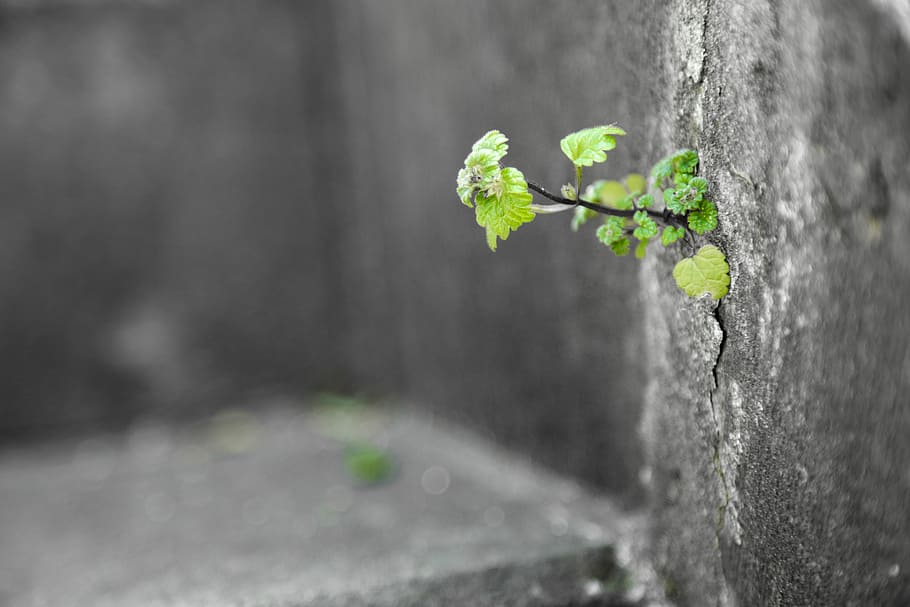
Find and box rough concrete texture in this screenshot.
[641,1,910,605]
[0,404,667,606]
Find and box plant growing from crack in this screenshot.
[456,126,729,299]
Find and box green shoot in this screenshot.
[456,127,729,300]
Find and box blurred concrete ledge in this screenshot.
[0,403,669,606]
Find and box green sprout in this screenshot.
[456,127,729,300]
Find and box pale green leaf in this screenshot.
[597,180,627,205]
[560,125,626,167]
[672,245,730,300]
[457,131,510,208]
[471,130,509,161]
[625,173,647,195]
[475,167,535,251]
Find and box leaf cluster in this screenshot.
[457,130,535,251]
[652,150,717,235]
[455,127,729,299]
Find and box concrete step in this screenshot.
[0,401,668,606]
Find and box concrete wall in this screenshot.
[643,1,910,604]
[0,1,348,432]
[0,1,661,499]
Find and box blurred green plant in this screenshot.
[344,443,395,485]
[313,393,397,486]
[456,127,729,300]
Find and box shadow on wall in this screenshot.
[0,1,665,499]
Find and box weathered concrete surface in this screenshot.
[642,1,910,605]
[0,404,665,606]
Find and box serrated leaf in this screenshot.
[625,173,646,194]
[458,132,509,208]
[672,149,699,175]
[475,167,535,251]
[637,193,654,209]
[560,125,625,167]
[635,238,649,259]
[660,225,686,246]
[672,245,730,300]
[471,130,509,161]
[633,212,658,240]
[596,215,627,245]
[688,176,708,195]
[687,199,718,234]
[674,172,692,187]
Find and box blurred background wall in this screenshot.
[0,1,666,502]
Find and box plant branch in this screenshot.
[526,181,684,227]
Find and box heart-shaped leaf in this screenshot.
[672,245,730,300]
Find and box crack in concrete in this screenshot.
[709,304,731,539]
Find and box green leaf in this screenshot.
[596,216,626,244]
[635,238,650,259]
[687,199,718,234]
[345,443,394,485]
[610,237,631,256]
[636,194,654,209]
[650,149,699,189]
[596,217,630,256]
[458,131,510,207]
[571,206,596,232]
[597,180,628,205]
[475,167,535,251]
[672,149,699,175]
[471,129,509,161]
[688,176,708,195]
[650,157,672,189]
[672,245,730,300]
[615,194,636,211]
[625,173,647,195]
[561,183,578,200]
[560,125,626,167]
[660,225,686,246]
[633,212,658,240]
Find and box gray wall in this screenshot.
[0,1,660,499]
[643,1,910,605]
